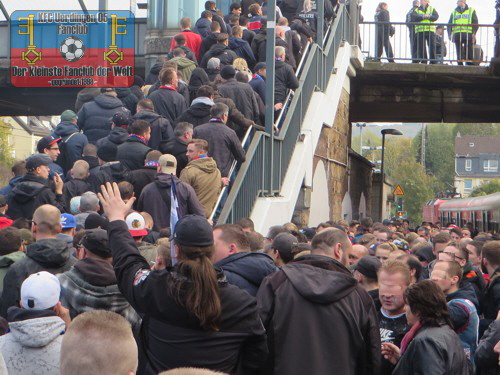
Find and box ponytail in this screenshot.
[175,245,222,331]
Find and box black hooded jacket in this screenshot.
[96,127,129,149]
[257,254,381,375]
[188,68,210,102]
[0,238,75,317]
[174,102,212,127]
[148,88,188,125]
[107,220,267,374]
[145,62,163,85]
[53,121,89,174]
[77,94,129,143]
[116,88,139,115]
[132,110,174,151]
[137,173,204,231]
[7,173,65,220]
[200,44,238,69]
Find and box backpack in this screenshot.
[56,132,78,174]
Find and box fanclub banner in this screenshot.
[10,10,135,87]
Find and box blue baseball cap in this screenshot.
[61,213,76,229]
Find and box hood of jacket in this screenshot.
[172,57,197,69]
[107,127,129,145]
[133,110,162,123]
[0,251,25,269]
[10,173,48,203]
[149,62,163,75]
[229,37,248,49]
[82,155,100,171]
[94,93,124,110]
[282,254,357,304]
[155,173,174,189]
[209,43,231,55]
[187,102,213,118]
[215,252,277,287]
[72,257,117,286]
[188,68,209,88]
[54,121,79,138]
[447,282,479,307]
[187,157,218,174]
[7,176,23,189]
[191,97,214,107]
[8,313,65,348]
[115,87,132,98]
[26,238,71,268]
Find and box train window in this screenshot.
[484,160,499,173]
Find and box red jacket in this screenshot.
[0,216,13,230]
[170,30,202,61]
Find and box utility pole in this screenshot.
[421,123,426,168]
[355,123,366,152]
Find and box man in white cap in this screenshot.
[0,271,70,375]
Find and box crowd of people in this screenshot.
[373,0,483,65]
[0,0,499,374]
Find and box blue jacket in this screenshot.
[228,37,257,68]
[194,18,211,38]
[53,121,89,174]
[249,74,266,103]
[0,176,23,197]
[77,94,129,143]
[215,252,278,296]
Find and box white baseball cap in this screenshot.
[125,212,148,237]
[21,271,61,310]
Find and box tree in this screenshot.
[469,179,500,197]
[0,119,14,187]
[384,137,436,224]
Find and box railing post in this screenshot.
[317,0,325,47]
[264,0,276,194]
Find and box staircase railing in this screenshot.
[217,1,358,224]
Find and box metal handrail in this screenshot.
[217,2,354,224]
[360,21,496,65]
[208,125,253,222]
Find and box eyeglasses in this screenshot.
[442,252,464,261]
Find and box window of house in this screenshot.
[464,179,473,191]
[484,160,499,172]
[465,159,471,171]
[469,143,474,147]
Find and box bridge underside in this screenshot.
[0,87,81,116]
[350,62,500,123]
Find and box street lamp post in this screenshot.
[379,128,403,221]
[355,123,366,152]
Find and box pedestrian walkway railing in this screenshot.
[360,21,497,65]
[216,2,357,224]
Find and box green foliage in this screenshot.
[351,128,382,155]
[0,120,14,187]
[384,137,435,224]
[469,179,500,197]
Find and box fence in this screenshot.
[217,1,359,224]
[360,21,497,65]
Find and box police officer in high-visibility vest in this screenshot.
[448,0,478,65]
[410,0,439,63]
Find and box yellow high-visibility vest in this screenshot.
[451,8,475,35]
[415,6,436,33]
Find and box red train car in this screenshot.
[438,192,500,233]
[422,199,448,224]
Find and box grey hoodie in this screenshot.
[0,315,65,375]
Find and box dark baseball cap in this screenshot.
[25,154,52,171]
[220,65,236,79]
[174,215,213,247]
[272,232,298,255]
[354,256,381,280]
[112,111,131,127]
[37,135,61,153]
[254,62,266,72]
[82,229,111,258]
